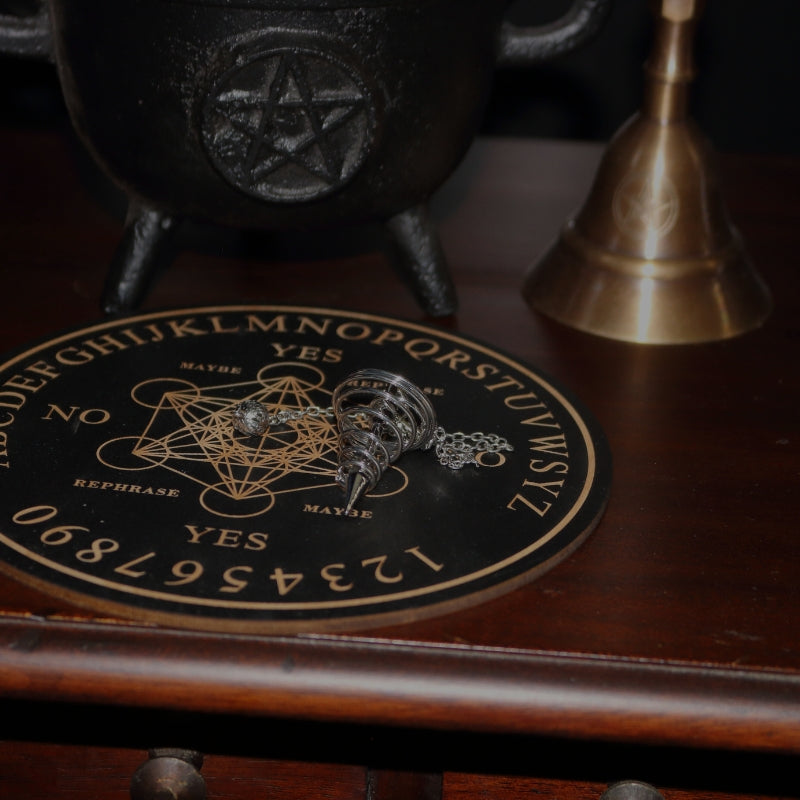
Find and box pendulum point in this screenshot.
[343,471,369,515]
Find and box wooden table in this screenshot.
[0,127,798,799]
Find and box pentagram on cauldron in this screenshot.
[202,46,375,203]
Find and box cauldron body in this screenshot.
[1,0,610,314]
[53,0,503,229]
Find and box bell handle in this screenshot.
[499,0,611,67]
[0,2,52,59]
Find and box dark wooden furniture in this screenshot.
[1,127,798,799]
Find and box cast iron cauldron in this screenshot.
[0,0,610,315]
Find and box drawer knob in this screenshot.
[601,781,665,800]
[130,748,206,800]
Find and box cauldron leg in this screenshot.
[384,204,457,317]
[102,199,181,315]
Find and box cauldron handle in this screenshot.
[0,3,52,59]
[499,0,611,67]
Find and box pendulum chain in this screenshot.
[431,427,514,469]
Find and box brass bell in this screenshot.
[522,0,771,344]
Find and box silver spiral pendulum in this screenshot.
[333,368,513,512]
[333,369,438,513]
[230,369,513,513]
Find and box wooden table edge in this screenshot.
[0,614,798,754]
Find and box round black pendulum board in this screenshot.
[0,306,611,632]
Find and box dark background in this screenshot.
[489,0,800,154]
[1,0,798,154]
